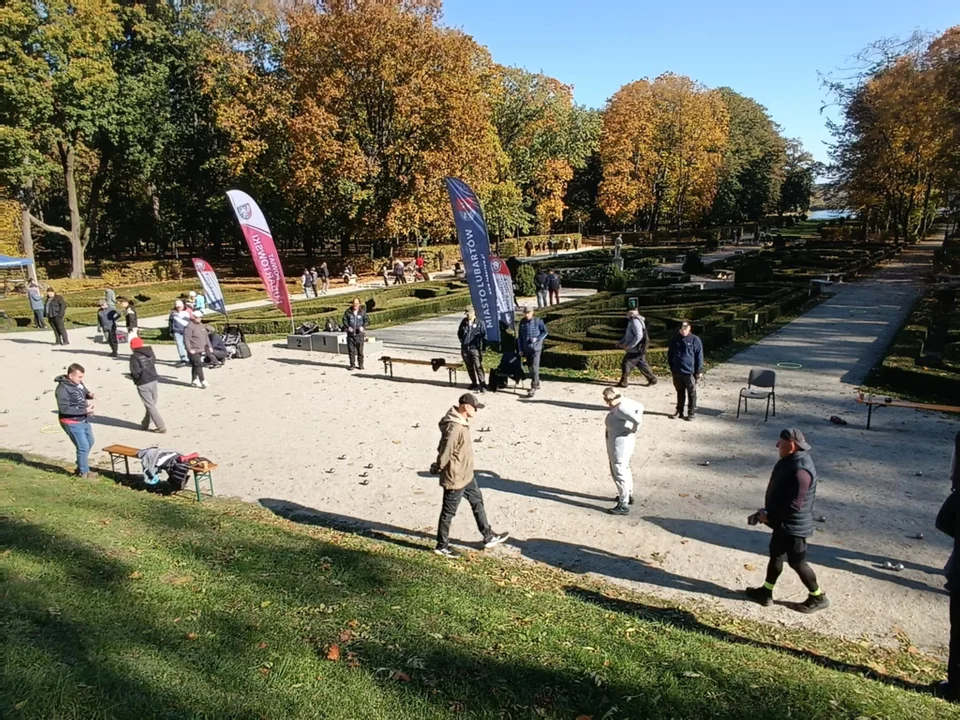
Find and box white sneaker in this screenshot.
[200,381,207,389]
[483,532,510,549]
[191,379,202,388]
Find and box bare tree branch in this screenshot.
[28,214,71,238]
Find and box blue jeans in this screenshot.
[174,333,188,362]
[61,420,94,475]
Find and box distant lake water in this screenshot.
[808,209,856,220]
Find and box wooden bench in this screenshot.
[855,390,960,430]
[380,356,464,386]
[102,444,217,501]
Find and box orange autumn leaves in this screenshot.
[599,73,729,230]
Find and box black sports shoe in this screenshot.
[684,413,695,422]
[606,503,630,516]
[611,495,636,505]
[647,378,658,386]
[670,411,682,419]
[434,546,461,559]
[795,593,830,614]
[745,586,773,606]
[616,382,628,388]
[468,384,481,391]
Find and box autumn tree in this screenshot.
[599,73,728,231]
[777,139,819,217]
[0,0,122,278]
[708,88,787,224]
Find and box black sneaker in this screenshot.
[606,503,630,516]
[348,366,355,371]
[745,586,773,606]
[483,532,509,549]
[611,495,636,505]
[616,382,628,389]
[685,414,695,422]
[670,411,682,419]
[468,384,481,391]
[434,546,461,559]
[478,385,486,394]
[647,378,658,386]
[795,593,830,614]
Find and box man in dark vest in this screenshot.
[746,428,829,613]
[617,309,658,388]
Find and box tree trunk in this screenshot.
[59,141,85,278]
[20,198,37,283]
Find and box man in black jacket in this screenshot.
[342,297,368,370]
[745,428,829,613]
[458,307,486,392]
[129,337,166,433]
[667,321,703,421]
[45,288,69,346]
[534,268,548,308]
[55,363,95,478]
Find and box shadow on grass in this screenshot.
[567,586,933,694]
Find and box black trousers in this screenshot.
[522,347,542,389]
[347,333,364,368]
[189,352,205,383]
[620,350,656,385]
[32,309,46,328]
[107,329,119,356]
[461,348,485,387]
[672,372,697,414]
[437,478,492,548]
[50,317,69,345]
[951,591,960,693]
[765,530,819,593]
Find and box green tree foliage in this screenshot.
[708,88,787,224]
[513,263,536,296]
[778,139,819,217]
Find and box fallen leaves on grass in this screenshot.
[257,642,268,650]
[681,671,704,678]
[185,632,198,641]
[162,574,193,585]
[128,571,142,579]
[326,644,341,662]
[338,630,353,643]
[260,600,272,609]
[389,670,411,682]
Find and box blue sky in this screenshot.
[443,0,958,165]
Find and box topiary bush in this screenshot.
[597,264,629,292]
[682,251,706,275]
[514,264,536,297]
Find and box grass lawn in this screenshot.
[1,453,956,719]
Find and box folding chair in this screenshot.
[737,368,776,421]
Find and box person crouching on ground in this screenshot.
[458,307,487,393]
[667,320,703,421]
[433,393,509,558]
[184,310,212,388]
[342,297,368,371]
[602,386,644,515]
[55,363,96,479]
[745,428,830,614]
[129,337,166,433]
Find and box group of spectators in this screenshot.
[533,268,562,308]
[301,264,331,297]
[167,291,227,388]
[523,236,579,257]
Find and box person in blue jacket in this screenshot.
[517,306,548,397]
[666,320,703,420]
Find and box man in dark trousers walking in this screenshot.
[546,269,561,305]
[342,297,368,370]
[667,320,703,421]
[745,428,830,614]
[458,307,486,392]
[617,309,657,388]
[97,300,120,358]
[45,288,69,345]
[517,306,548,397]
[432,393,509,558]
[534,267,549,308]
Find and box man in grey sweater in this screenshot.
[602,386,645,515]
[184,311,213,388]
[618,309,658,387]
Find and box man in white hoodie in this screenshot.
[602,386,644,515]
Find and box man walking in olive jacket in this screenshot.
[433,393,509,558]
[745,428,830,613]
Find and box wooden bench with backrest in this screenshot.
[380,356,464,387]
[855,390,960,430]
[102,444,217,501]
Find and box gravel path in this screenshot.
[1,241,953,656]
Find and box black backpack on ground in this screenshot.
[234,341,252,359]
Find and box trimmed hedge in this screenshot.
[875,293,960,402]
[537,285,809,372]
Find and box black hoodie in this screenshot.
[129,346,159,386]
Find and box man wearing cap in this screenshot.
[667,320,703,421]
[458,307,486,392]
[433,393,509,558]
[617,309,657,388]
[517,306,548,397]
[128,336,166,433]
[184,311,212,388]
[746,428,829,613]
[342,297,368,371]
[602,386,644,514]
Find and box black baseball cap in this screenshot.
[779,428,811,450]
[459,393,485,410]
